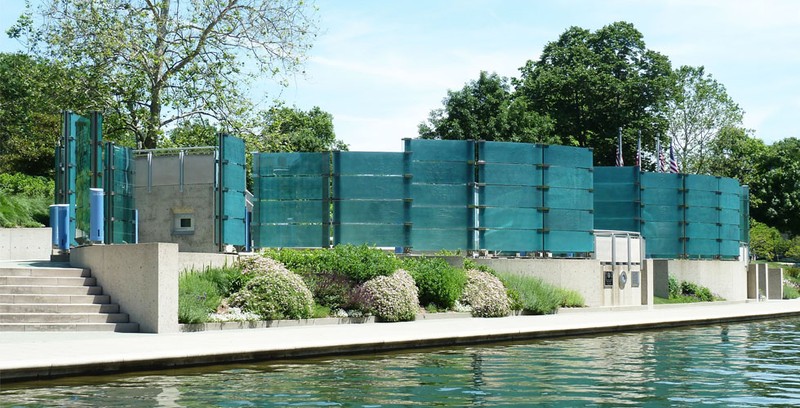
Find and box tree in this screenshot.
[750,138,800,236]
[749,219,785,261]
[9,0,317,149]
[0,52,105,176]
[515,22,673,166]
[419,71,555,143]
[666,66,744,174]
[251,105,347,153]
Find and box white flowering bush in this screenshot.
[229,257,314,320]
[460,269,511,318]
[357,269,419,322]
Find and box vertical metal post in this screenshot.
[147,151,153,193]
[90,188,104,243]
[179,149,185,193]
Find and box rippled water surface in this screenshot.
[4,318,800,407]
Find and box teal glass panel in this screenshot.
[594,166,638,183]
[256,200,325,223]
[335,176,405,200]
[412,184,470,206]
[256,225,328,248]
[641,205,683,222]
[334,224,405,247]
[219,135,247,246]
[257,176,327,200]
[73,114,92,242]
[642,221,682,237]
[411,228,471,251]
[480,185,541,208]
[645,238,683,258]
[411,206,471,229]
[685,207,719,222]
[104,144,135,244]
[546,209,593,231]
[740,186,750,243]
[480,208,542,229]
[480,229,542,252]
[547,188,593,210]
[641,173,683,190]
[478,141,541,164]
[255,152,330,175]
[594,201,639,219]
[545,231,594,253]
[720,224,740,241]
[641,188,683,205]
[478,163,540,186]
[685,190,719,208]
[719,177,740,194]
[720,240,740,257]
[334,152,404,175]
[543,145,593,168]
[720,193,739,209]
[720,209,740,225]
[685,174,719,191]
[594,184,639,202]
[686,239,719,257]
[336,200,406,224]
[406,139,474,162]
[594,218,639,232]
[544,167,592,189]
[411,161,473,184]
[686,223,719,239]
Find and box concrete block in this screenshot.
[666,259,748,301]
[0,228,52,260]
[70,243,179,333]
[179,252,238,273]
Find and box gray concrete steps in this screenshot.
[0,322,140,332]
[0,303,120,313]
[0,264,138,332]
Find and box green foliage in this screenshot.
[668,276,681,298]
[419,71,556,144]
[356,269,419,322]
[784,267,800,282]
[229,261,314,321]
[0,195,51,228]
[188,265,245,297]
[667,277,718,302]
[301,271,358,310]
[251,104,348,153]
[460,269,511,318]
[680,281,714,302]
[265,245,401,283]
[312,304,332,318]
[403,257,467,309]
[749,220,784,261]
[783,284,800,300]
[179,272,223,324]
[496,272,585,315]
[750,138,800,236]
[0,173,54,198]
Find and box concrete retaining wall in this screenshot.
[0,228,52,260]
[747,264,783,300]
[179,252,238,273]
[70,243,179,333]
[666,259,748,301]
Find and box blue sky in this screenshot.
[2,0,798,152]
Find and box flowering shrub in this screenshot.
[357,269,419,322]
[460,269,511,318]
[230,257,314,320]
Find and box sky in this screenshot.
[1,0,798,152]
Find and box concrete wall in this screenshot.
[135,154,218,253]
[473,258,643,308]
[747,264,784,300]
[70,243,179,333]
[179,252,238,273]
[666,259,748,301]
[0,228,52,260]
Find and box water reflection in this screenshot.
[3,318,800,406]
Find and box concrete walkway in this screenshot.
[2,300,800,382]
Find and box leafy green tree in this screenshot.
[9,0,317,149]
[515,21,673,166]
[159,119,219,148]
[0,52,105,176]
[749,219,783,261]
[666,66,744,174]
[251,105,347,153]
[750,138,800,236]
[419,71,556,143]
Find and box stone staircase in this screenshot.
[0,263,139,332]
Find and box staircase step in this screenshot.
[0,285,103,295]
[0,294,111,304]
[0,312,130,324]
[0,267,90,278]
[0,322,139,332]
[0,276,97,286]
[0,303,120,313]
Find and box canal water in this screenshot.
[3,318,800,407]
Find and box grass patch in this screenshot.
[0,194,51,227]
[495,271,585,314]
[654,296,706,304]
[783,284,800,300]
[179,271,223,324]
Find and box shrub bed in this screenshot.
[356,269,418,322]
[403,257,467,309]
[495,272,584,314]
[229,259,314,320]
[460,269,511,318]
[179,272,223,324]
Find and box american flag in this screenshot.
[616,128,624,167]
[669,137,679,173]
[656,139,664,172]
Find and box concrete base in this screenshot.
[70,243,179,333]
[179,252,238,273]
[661,259,748,301]
[0,228,52,261]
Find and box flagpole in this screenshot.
[637,130,641,168]
[655,138,661,172]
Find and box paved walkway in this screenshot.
[2,300,800,382]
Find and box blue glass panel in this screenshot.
[406,139,474,162]
[547,188,593,210]
[411,206,471,229]
[545,231,594,253]
[542,145,593,168]
[480,208,542,229]
[334,152,404,175]
[412,184,470,206]
[480,229,542,252]
[544,167,592,189]
[478,141,541,164]
[479,163,540,186]
[335,176,405,200]
[411,228,472,251]
[480,185,541,208]
[336,200,406,224]
[411,161,473,184]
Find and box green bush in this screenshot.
[668,276,681,298]
[496,272,585,314]
[0,172,54,198]
[229,259,314,320]
[680,281,713,302]
[667,278,718,302]
[179,272,223,324]
[460,269,510,317]
[356,269,418,322]
[0,194,51,228]
[403,257,467,309]
[785,267,800,282]
[265,245,401,283]
[784,283,800,300]
[190,265,245,297]
[302,270,358,309]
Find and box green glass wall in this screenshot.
[104,143,136,243]
[252,152,331,248]
[593,167,640,232]
[332,151,408,247]
[216,134,247,247]
[541,145,594,253]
